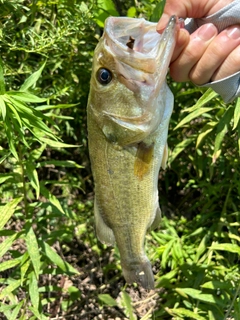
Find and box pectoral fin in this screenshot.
[134,142,154,180]
[94,198,115,246]
[161,143,168,169]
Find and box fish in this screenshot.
[87,16,178,289]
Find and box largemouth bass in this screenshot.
[87,16,178,289]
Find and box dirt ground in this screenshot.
[0,219,163,320]
[47,236,163,319]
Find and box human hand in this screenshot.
[157,0,240,85]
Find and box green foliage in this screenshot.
[0,1,90,318]
[0,0,239,319]
[151,80,240,318]
[150,214,240,319]
[0,59,81,318]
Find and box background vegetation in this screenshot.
[0,0,239,319]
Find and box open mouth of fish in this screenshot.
[103,15,178,87]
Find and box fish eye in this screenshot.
[97,68,112,85]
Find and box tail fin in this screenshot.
[122,259,154,290]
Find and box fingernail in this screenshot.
[227,26,240,39]
[178,18,185,29]
[197,23,217,41]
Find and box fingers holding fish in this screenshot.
[157,0,240,85]
[169,28,190,62]
[206,27,240,82]
[156,0,234,31]
[189,25,240,84]
[169,23,240,84]
[169,23,218,82]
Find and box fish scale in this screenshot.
[87,16,178,289]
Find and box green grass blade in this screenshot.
[40,240,80,274]
[178,288,225,305]
[0,233,20,258]
[196,121,217,149]
[40,183,65,215]
[20,253,31,285]
[175,107,214,130]
[25,162,40,199]
[38,160,83,168]
[0,56,5,94]
[121,291,136,320]
[209,243,240,255]
[150,0,166,22]
[98,294,118,307]
[183,88,218,112]
[29,271,39,311]
[168,137,195,164]
[25,226,41,279]
[0,279,22,299]
[167,307,206,320]
[212,106,234,163]
[35,103,79,111]
[156,269,179,287]
[5,97,23,127]
[0,197,22,230]
[0,96,6,119]
[0,259,21,272]
[40,137,78,148]
[7,91,46,103]
[9,301,24,320]
[233,98,240,130]
[20,61,46,91]
[4,117,19,159]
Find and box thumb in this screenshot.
[156,1,192,32]
[156,0,217,32]
[156,13,171,33]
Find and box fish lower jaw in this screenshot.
[121,258,154,290]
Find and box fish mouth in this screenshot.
[104,16,178,75]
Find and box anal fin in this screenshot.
[94,198,115,246]
[148,207,161,231]
[161,143,168,169]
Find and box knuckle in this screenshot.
[189,67,205,85]
[169,65,189,82]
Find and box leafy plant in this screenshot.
[0,50,83,318]
[0,0,239,319]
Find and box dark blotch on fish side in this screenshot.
[126,36,135,49]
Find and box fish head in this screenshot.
[88,16,178,145]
